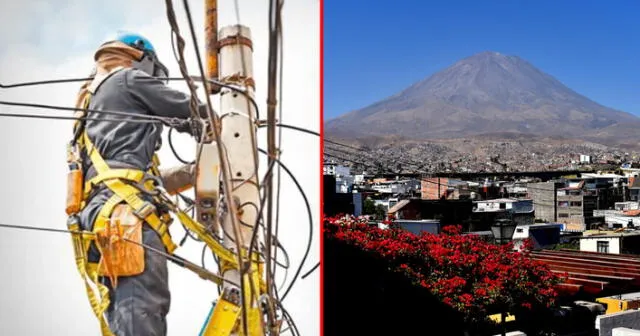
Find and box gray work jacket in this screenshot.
[78,68,202,258]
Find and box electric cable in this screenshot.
[168,127,195,164]
[300,261,319,279]
[257,148,313,301]
[0,222,240,287]
[272,7,286,300]
[0,76,261,120]
[258,123,319,137]
[263,0,283,314]
[0,100,182,125]
[176,2,256,332]
[0,111,164,124]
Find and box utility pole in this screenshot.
[196,1,265,335]
[218,23,263,336]
[196,0,221,255]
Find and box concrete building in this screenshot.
[579,230,640,255]
[573,174,628,210]
[505,182,528,199]
[387,199,416,220]
[323,162,351,177]
[629,177,640,202]
[472,198,535,227]
[421,178,473,200]
[324,162,354,193]
[371,180,408,194]
[557,183,599,232]
[615,202,640,211]
[511,223,562,251]
[335,175,354,193]
[621,163,640,179]
[593,210,640,229]
[421,177,450,200]
[528,181,564,222]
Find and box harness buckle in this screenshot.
[133,201,156,220]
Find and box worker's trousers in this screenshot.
[102,224,171,336]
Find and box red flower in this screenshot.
[323,215,560,322]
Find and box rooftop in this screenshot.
[580,229,640,239]
[387,199,411,213]
[519,223,563,229]
[474,198,520,203]
[581,173,626,179]
[531,249,640,297]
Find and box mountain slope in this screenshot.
[325,51,639,144]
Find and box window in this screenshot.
[499,203,506,209]
[516,228,524,233]
[597,241,609,253]
[558,201,569,207]
[570,201,582,207]
[558,213,569,218]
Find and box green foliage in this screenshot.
[375,204,386,219]
[363,198,376,215]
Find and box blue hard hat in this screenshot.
[115,32,156,55]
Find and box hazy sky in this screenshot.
[0,0,319,335]
[324,0,640,119]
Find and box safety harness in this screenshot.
[66,66,268,336]
[65,67,177,336]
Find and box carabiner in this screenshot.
[136,175,163,197]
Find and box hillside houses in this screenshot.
[324,162,640,256]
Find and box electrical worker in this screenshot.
[69,32,205,336]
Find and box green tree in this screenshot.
[363,198,376,215]
[375,204,387,220]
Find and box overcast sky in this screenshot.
[0,0,319,335]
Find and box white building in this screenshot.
[335,175,354,193]
[593,202,640,228]
[579,231,640,254]
[371,181,407,194]
[511,223,562,251]
[616,202,640,211]
[323,162,351,177]
[324,162,354,193]
[472,198,534,214]
[580,155,592,164]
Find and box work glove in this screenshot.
[174,118,207,141]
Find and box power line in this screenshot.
[257,147,313,301]
[0,100,182,125]
[300,261,319,279]
[0,76,262,121]
[0,222,239,287]
[0,111,164,124]
[258,123,319,137]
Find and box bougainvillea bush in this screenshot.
[324,215,563,324]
